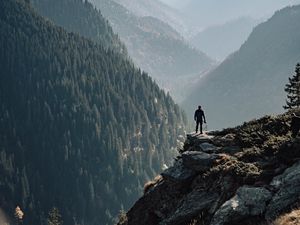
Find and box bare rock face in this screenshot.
[161,191,219,225]
[161,159,196,182]
[119,113,300,225]
[182,151,220,172]
[265,161,300,220]
[211,186,272,225]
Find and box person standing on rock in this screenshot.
[194,105,206,134]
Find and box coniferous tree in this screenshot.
[284,63,300,110]
[47,208,63,225]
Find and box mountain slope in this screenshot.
[90,0,214,102]
[190,17,259,61]
[31,0,126,53]
[112,0,187,35]
[0,0,186,224]
[183,5,300,129]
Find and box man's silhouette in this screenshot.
[194,106,206,134]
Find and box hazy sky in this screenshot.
[161,0,300,28]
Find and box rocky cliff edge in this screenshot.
[118,111,300,225]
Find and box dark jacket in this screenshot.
[194,109,206,122]
[291,115,300,130]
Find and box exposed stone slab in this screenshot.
[265,161,300,220]
[211,186,272,225]
[160,190,219,225]
[161,159,196,182]
[182,151,219,172]
[199,142,218,153]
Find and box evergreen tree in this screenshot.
[284,63,300,110]
[47,208,63,225]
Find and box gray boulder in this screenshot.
[160,190,219,225]
[221,146,242,154]
[161,159,196,182]
[182,151,219,172]
[211,186,272,225]
[265,161,300,220]
[199,142,218,153]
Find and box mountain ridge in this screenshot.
[183,4,300,129]
[90,0,215,102]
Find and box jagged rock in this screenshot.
[265,161,300,220]
[277,138,300,163]
[187,133,214,145]
[121,113,300,225]
[221,146,241,154]
[199,142,218,153]
[211,186,272,225]
[160,190,219,225]
[182,151,219,172]
[161,159,196,182]
[212,133,237,146]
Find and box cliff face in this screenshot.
[119,111,300,225]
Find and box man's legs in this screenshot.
[200,121,203,134]
[196,120,203,134]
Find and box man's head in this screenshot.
[198,105,202,110]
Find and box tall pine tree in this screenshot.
[284,63,300,109]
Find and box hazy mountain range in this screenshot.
[162,0,300,30]
[189,17,260,61]
[183,4,300,129]
[90,0,214,102]
[113,0,187,35]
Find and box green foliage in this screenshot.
[47,208,63,225]
[284,63,300,110]
[0,0,186,224]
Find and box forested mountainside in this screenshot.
[0,0,186,224]
[90,0,214,102]
[31,0,126,54]
[183,5,300,129]
[112,0,187,36]
[190,17,258,61]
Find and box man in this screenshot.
[194,105,206,134]
[291,113,300,138]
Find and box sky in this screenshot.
[160,0,300,28]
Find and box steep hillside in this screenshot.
[119,111,300,225]
[112,0,187,35]
[183,5,300,129]
[90,0,214,102]
[0,0,186,224]
[190,17,259,61]
[31,0,126,53]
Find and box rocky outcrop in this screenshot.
[211,186,272,225]
[119,113,300,225]
[182,151,220,172]
[265,161,300,220]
